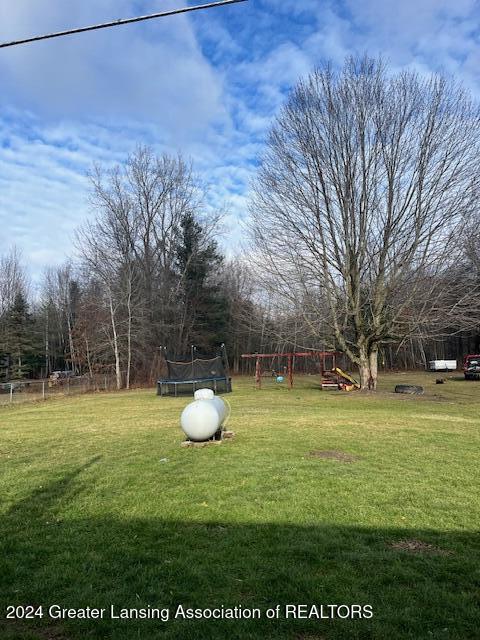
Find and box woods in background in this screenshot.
[2,57,480,388]
[0,148,266,386]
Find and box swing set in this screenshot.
[241,351,360,391]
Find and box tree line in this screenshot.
[0,149,268,387]
[1,56,480,389]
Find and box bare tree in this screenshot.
[40,265,82,377]
[76,146,217,386]
[75,228,133,390]
[249,56,480,389]
[0,247,28,316]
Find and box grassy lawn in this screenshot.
[1,372,479,639]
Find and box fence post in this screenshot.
[104,375,107,391]
[10,383,13,404]
[42,381,45,400]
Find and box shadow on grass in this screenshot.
[1,461,479,640]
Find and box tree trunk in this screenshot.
[108,293,122,390]
[44,309,50,377]
[67,315,76,375]
[358,358,370,390]
[369,348,378,390]
[357,347,378,390]
[84,334,93,379]
[126,276,132,391]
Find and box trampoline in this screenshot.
[157,348,232,397]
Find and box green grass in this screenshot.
[1,373,479,639]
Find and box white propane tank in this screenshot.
[211,396,227,425]
[194,388,215,400]
[181,400,220,442]
[180,394,229,442]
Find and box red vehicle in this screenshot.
[463,355,480,380]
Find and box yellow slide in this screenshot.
[334,368,360,389]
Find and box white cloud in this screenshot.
[342,0,480,92]
[1,0,480,282]
[0,0,227,134]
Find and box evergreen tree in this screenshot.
[175,212,228,353]
[3,292,37,379]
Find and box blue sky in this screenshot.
[0,0,479,280]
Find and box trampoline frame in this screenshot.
[156,376,232,397]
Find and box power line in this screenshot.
[0,0,248,49]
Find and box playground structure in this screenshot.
[241,351,360,391]
[157,345,232,397]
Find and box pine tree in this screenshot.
[175,212,228,353]
[3,292,37,379]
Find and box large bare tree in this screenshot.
[249,56,480,389]
[76,146,221,387]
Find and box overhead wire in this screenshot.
[0,0,248,49]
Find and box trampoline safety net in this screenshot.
[167,357,225,381]
[157,356,232,397]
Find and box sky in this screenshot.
[0,0,479,282]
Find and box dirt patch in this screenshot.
[389,539,452,556]
[181,431,235,448]
[307,450,360,463]
[386,392,452,404]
